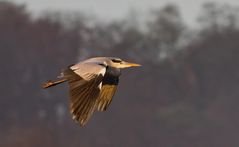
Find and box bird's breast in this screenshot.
[102,67,121,85]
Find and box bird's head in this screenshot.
[107,57,141,69]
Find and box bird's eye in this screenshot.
[111,59,122,63]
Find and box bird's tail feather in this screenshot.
[42,78,67,89]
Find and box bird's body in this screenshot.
[42,57,140,126]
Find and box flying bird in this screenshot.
[42,57,140,126]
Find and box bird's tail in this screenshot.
[42,78,67,89]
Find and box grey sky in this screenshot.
[9,0,239,26]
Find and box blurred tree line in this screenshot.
[1,1,239,147]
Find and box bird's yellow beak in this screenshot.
[119,61,141,68]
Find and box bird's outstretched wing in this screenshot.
[95,84,118,111]
[64,63,106,126]
[95,67,120,111]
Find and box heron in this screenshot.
[42,57,140,126]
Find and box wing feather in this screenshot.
[95,84,117,111]
[63,64,105,126]
[70,63,106,81]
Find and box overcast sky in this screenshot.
[9,0,239,26]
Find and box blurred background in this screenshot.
[1,0,239,147]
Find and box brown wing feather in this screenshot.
[64,69,104,126]
[95,84,118,111]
